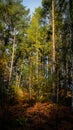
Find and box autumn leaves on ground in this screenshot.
[0,100,73,130]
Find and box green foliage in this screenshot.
[7,85,25,105]
[16,117,27,126]
[7,117,27,128]
[0,0,73,107]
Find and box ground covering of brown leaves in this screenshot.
[0,102,73,130]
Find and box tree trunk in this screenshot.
[29,54,32,101]
[9,28,16,84]
[52,0,56,101]
[35,23,39,100]
[69,0,73,109]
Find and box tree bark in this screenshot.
[9,28,16,84]
[29,53,32,101]
[69,0,73,109]
[52,0,56,101]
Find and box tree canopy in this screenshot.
[0,0,73,108]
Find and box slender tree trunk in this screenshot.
[64,62,68,98]
[71,55,73,109]
[69,0,73,109]
[9,28,16,84]
[29,54,32,101]
[36,47,39,99]
[52,0,56,101]
[29,73,32,101]
[35,23,39,100]
[36,48,39,83]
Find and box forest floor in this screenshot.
[0,101,73,130]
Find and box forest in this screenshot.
[0,0,73,130]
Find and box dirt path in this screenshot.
[0,102,73,130]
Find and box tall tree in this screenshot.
[52,0,56,101]
[69,0,73,108]
[0,0,30,105]
[9,28,16,83]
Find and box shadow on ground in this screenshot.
[0,102,73,130]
